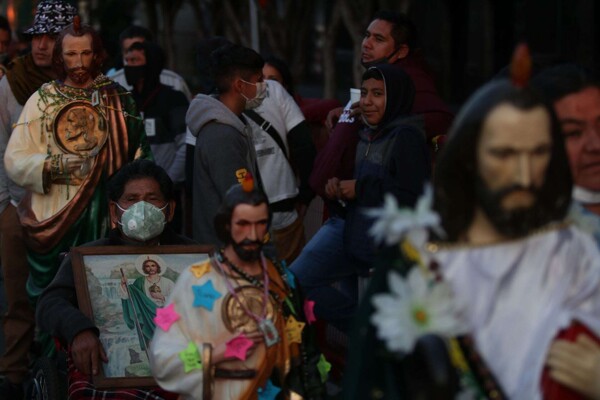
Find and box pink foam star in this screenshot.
[304,300,316,324]
[154,303,180,331]
[224,333,254,361]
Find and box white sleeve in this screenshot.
[266,80,304,132]
[4,91,48,194]
[149,269,206,400]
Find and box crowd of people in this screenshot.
[0,1,599,399]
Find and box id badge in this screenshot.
[145,118,156,137]
[258,318,280,347]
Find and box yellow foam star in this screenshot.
[285,315,305,344]
[190,262,211,279]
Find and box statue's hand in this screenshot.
[546,334,600,399]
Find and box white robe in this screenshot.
[149,259,285,400]
[434,225,600,399]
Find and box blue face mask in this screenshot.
[116,201,167,241]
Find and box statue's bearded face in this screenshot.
[475,103,553,236]
[229,203,269,262]
[61,33,95,86]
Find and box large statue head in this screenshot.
[214,182,271,262]
[434,80,572,241]
[52,18,107,86]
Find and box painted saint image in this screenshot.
[120,254,175,349]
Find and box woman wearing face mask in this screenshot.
[291,64,431,332]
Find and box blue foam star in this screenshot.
[258,380,281,400]
[192,280,222,311]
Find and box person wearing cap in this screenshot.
[0,1,76,396]
[4,17,151,363]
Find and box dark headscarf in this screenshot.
[363,63,415,129]
[129,41,164,93]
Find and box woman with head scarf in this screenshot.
[290,63,430,332]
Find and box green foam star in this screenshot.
[317,353,332,383]
[178,341,202,373]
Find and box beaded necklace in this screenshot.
[13,75,143,132]
[217,249,287,304]
[214,251,280,347]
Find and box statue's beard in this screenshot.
[65,66,93,85]
[232,238,263,262]
[475,178,543,238]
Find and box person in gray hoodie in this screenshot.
[187,44,265,244]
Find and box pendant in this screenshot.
[91,90,100,106]
[258,318,280,347]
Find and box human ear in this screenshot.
[166,199,176,222]
[390,44,409,62]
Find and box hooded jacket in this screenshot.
[344,63,431,266]
[127,42,189,184]
[187,94,260,244]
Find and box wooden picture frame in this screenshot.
[71,244,213,389]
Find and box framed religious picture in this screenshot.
[71,245,213,389]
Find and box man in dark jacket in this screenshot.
[36,160,195,399]
[124,41,189,232]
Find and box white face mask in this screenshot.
[116,201,167,241]
[241,79,267,109]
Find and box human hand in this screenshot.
[546,334,600,399]
[63,154,94,178]
[325,107,343,131]
[325,177,341,200]
[349,101,361,117]
[338,179,356,200]
[296,203,308,219]
[71,330,108,375]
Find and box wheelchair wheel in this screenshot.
[28,356,66,400]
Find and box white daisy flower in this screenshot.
[366,184,444,248]
[371,268,466,354]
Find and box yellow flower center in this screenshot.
[401,240,421,264]
[412,307,429,326]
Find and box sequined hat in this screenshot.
[23,0,77,35]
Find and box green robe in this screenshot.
[121,277,157,351]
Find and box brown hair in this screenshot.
[52,22,107,81]
[142,259,162,274]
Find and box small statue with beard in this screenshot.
[344,46,600,400]
[149,181,325,400]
